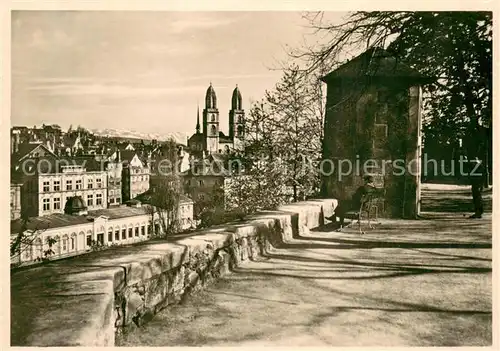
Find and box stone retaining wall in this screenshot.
[10,199,336,346]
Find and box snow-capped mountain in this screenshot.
[91,128,189,144]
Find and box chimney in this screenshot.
[13,131,20,153]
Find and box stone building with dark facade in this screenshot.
[321,47,432,218]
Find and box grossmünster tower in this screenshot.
[188,83,245,155]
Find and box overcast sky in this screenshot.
[11,11,346,137]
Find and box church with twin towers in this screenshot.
[188,83,245,157]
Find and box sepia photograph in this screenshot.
[6,5,495,347]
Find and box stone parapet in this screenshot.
[10,199,337,346]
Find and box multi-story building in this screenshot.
[178,194,195,230]
[10,183,22,220]
[10,199,154,266]
[182,154,232,217]
[122,150,150,201]
[9,194,196,267]
[105,149,123,206]
[21,163,108,217]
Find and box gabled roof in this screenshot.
[120,150,138,162]
[11,142,58,165]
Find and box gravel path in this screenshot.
[117,187,492,347]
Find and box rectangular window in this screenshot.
[86,235,92,247]
[128,228,133,238]
[62,239,67,251]
[53,180,60,191]
[96,178,102,188]
[109,197,115,204]
[135,227,139,237]
[43,198,50,211]
[141,226,145,235]
[108,231,113,242]
[122,229,126,240]
[66,180,72,191]
[115,230,120,241]
[87,194,94,206]
[88,179,93,189]
[53,197,61,210]
[75,179,82,190]
[96,193,103,205]
[71,237,75,250]
[43,181,50,192]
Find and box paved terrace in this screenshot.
[117,184,493,347]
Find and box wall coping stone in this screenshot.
[11,199,337,346]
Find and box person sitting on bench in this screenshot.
[326,175,379,227]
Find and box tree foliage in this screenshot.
[262,64,324,200]
[147,138,182,236]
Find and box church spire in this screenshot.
[196,103,200,134]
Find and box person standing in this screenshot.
[467,157,485,219]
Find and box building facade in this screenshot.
[179,195,195,230]
[122,152,150,201]
[10,183,22,220]
[21,164,108,217]
[105,150,123,206]
[10,205,152,266]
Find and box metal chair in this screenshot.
[338,192,380,234]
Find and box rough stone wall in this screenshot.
[322,77,422,218]
[11,199,336,347]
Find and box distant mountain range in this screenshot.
[90,128,189,145]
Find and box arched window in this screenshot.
[78,231,85,251]
[22,242,32,261]
[237,125,244,137]
[71,233,77,251]
[211,114,216,122]
[53,235,61,256]
[211,125,217,135]
[62,234,69,253]
[34,238,43,260]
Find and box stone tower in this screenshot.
[320,47,432,219]
[203,83,219,154]
[229,85,245,149]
